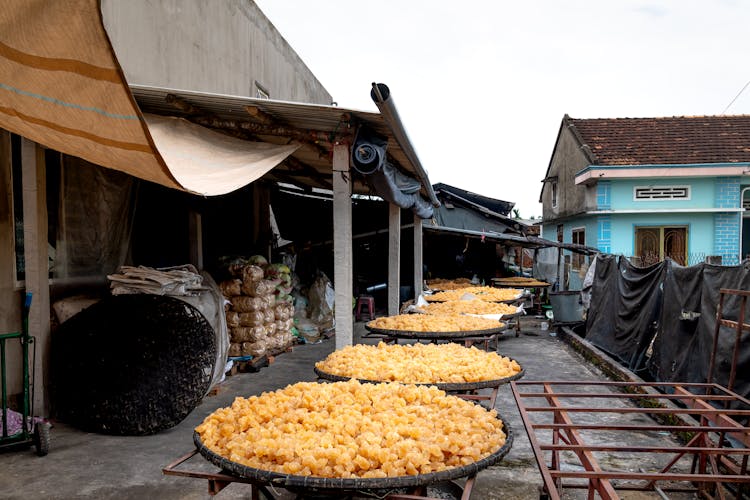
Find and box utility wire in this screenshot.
[720,79,750,115]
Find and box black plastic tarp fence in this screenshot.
[585,254,750,399]
[585,254,665,373]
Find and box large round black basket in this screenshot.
[364,323,507,340]
[313,366,525,391]
[52,294,216,435]
[194,415,512,496]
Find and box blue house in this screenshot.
[540,114,750,269]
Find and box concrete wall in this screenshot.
[100,0,332,105]
[541,125,590,221]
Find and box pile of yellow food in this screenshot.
[367,313,502,332]
[196,379,506,478]
[493,277,551,287]
[422,299,518,316]
[316,342,522,383]
[426,278,476,291]
[427,286,522,303]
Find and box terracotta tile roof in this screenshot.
[567,115,750,165]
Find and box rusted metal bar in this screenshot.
[162,449,266,496]
[540,444,750,454]
[547,470,750,483]
[532,422,745,433]
[542,383,619,500]
[523,406,750,417]
[510,382,562,500]
[512,379,750,500]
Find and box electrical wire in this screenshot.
[720,78,750,115]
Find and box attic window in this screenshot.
[634,185,690,201]
[254,81,270,100]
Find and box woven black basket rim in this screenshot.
[411,310,522,320]
[313,366,525,390]
[425,291,523,303]
[364,323,508,338]
[194,413,512,491]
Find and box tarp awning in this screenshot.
[144,114,298,196]
[0,0,296,196]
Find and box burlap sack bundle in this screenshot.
[230,296,264,312]
[241,279,273,297]
[228,343,242,357]
[219,279,242,297]
[238,311,265,327]
[241,339,268,357]
[230,325,266,343]
[226,311,240,328]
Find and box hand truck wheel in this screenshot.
[33,422,50,456]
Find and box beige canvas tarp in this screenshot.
[144,114,298,196]
[0,0,295,195]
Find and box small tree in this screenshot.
[512,208,521,219]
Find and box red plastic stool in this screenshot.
[355,295,375,321]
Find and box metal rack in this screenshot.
[510,288,750,499]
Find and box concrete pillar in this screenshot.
[413,214,423,300]
[387,204,400,316]
[332,143,352,348]
[21,138,50,416]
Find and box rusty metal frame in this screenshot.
[163,449,477,499]
[510,288,750,500]
[511,380,750,499]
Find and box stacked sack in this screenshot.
[220,262,295,359]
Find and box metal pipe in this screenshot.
[370,83,440,208]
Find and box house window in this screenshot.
[634,185,690,201]
[556,224,564,243]
[572,228,585,269]
[254,81,270,100]
[635,226,687,266]
[551,181,558,208]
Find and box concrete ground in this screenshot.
[0,316,698,499]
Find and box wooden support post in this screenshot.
[388,204,400,316]
[188,211,203,270]
[332,144,353,348]
[413,214,423,301]
[21,138,50,416]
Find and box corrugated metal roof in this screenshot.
[129,84,435,200]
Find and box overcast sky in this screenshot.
[254,0,750,218]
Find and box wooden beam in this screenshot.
[332,143,353,348]
[388,204,401,315]
[244,105,275,125]
[21,138,50,416]
[192,116,353,145]
[165,93,204,116]
[188,211,203,270]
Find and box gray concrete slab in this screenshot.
[0,317,697,499]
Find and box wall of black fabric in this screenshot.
[585,254,665,373]
[586,255,750,400]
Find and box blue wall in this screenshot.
[609,213,714,257]
[609,178,715,210]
